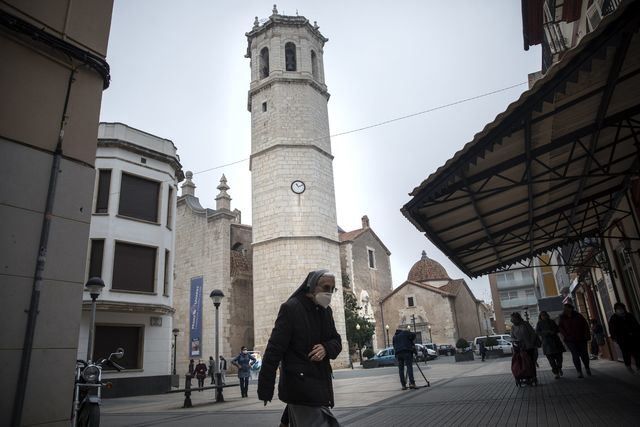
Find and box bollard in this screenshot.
[183,374,193,408]
[215,372,224,402]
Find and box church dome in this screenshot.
[407,251,450,282]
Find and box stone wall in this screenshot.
[452,283,483,341]
[348,231,393,350]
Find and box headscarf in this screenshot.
[289,269,330,299]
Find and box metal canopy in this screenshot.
[402,2,640,278]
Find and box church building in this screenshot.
[381,251,486,346]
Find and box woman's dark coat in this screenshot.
[257,270,342,407]
[535,318,566,355]
[609,312,640,346]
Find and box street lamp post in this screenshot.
[355,324,362,364]
[172,328,179,375]
[210,289,225,402]
[428,325,432,343]
[385,325,390,348]
[85,277,105,362]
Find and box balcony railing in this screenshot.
[496,277,535,290]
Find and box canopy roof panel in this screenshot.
[402,2,640,278]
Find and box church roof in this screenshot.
[380,280,456,304]
[338,227,391,256]
[440,278,481,304]
[407,251,451,282]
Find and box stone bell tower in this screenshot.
[246,6,348,364]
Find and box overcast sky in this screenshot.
[99,0,542,303]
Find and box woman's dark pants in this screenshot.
[619,343,640,369]
[239,377,249,396]
[545,352,563,374]
[565,341,589,373]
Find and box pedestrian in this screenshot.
[258,270,342,426]
[218,355,227,384]
[535,311,565,379]
[194,359,208,389]
[558,303,591,378]
[589,319,605,360]
[510,312,539,378]
[232,346,256,398]
[188,358,195,377]
[208,356,215,384]
[479,340,487,362]
[393,327,416,390]
[608,302,640,373]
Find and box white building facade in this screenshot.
[77,122,183,396]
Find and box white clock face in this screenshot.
[291,180,306,194]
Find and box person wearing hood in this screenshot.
[608,302,640,373]
[392,327,417,390]
[258,270,342,427]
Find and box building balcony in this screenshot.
[499,296,538,309]
[496,277,535,290]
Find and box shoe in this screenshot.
[554,374,560,379]
[586,368,592,376]
[578,373,584,378]
[409,383,417,389]
[401,386,407,390]
[627,366,635,373]
[559,369,563,377]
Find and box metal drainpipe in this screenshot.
[11,68,77,427]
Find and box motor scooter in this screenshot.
[71,347,124,426]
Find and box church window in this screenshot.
[285,42,297,71]
[311,50,318,79]
[407,296,415,307]
[259,47,269,79]
[367,248,376,269]
[112,241,157,293]
[262,101,267,112]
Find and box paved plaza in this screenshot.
[102,356,640,426]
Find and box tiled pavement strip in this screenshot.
[102,357,640,426]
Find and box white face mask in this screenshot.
[314,292,332,308]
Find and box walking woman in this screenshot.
[510,312,539,378]
[536,311,565,379]
[232,346,256,397]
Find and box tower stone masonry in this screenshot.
[246,7,349,366]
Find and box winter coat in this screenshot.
[510,321,538,350]
[609,312,640,347]
[232,352,256,379]
[392,329,416,354]
[535,318,565,355]
[258,271,342,408]
[194,362,207,379]
[559,311,590,343]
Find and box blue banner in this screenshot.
[189,277,203,357]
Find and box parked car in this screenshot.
[415,344,438,361]
[371,347,397,366]
[473,335,512,355]
[438,344,455,356]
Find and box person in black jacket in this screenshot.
[392,328,416,390]
[609,302,640,372]
[258,270,342,427]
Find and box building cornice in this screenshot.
[247,75,330,110]
[82,300,175,315]
[98,138,184,182]
[250,143,333,171]
[252,235,340,248]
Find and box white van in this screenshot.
[473,335,512,355]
